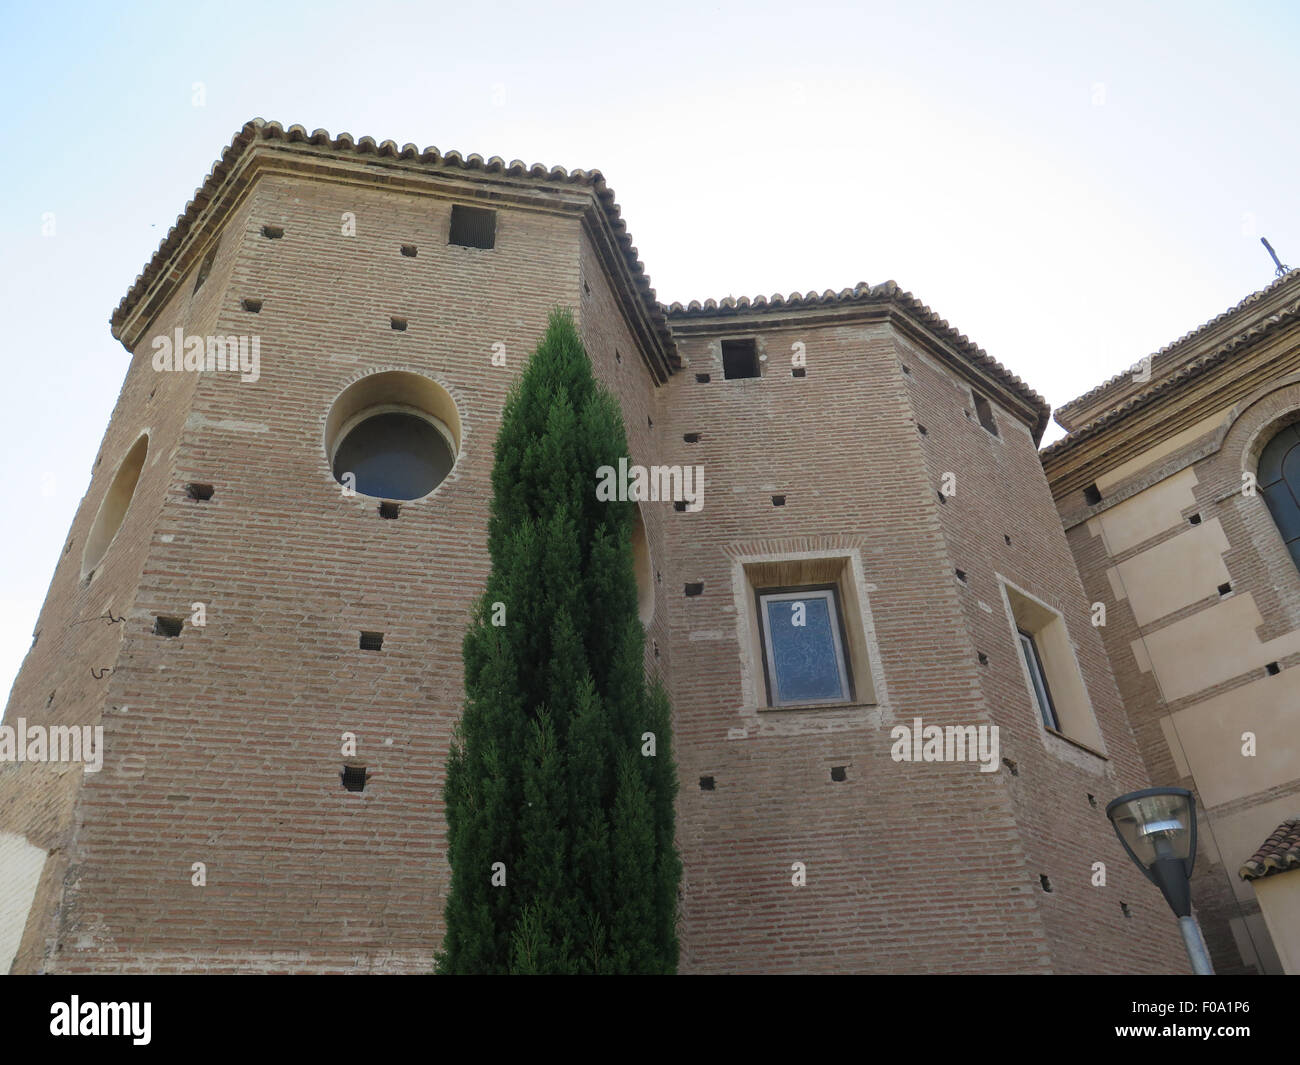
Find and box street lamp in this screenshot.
[1106,786,1214,975]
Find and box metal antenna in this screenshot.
[1261,237,1290,278]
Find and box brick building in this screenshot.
[0,118,1285,973]
[1043,270,1300,975]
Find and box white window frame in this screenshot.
[756,585,853,707]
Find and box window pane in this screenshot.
[333,412,455,500]
[1018,630,1059,731]
[762,592,847,704]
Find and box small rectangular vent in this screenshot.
[154,616,183,638]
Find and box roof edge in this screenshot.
[664,281,1051,442]
[110,119,677,370]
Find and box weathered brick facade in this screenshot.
[0,120,1198,973]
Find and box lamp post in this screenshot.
[1106,786,1214,975]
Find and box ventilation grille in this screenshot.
[449,205,496,249]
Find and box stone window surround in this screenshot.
[996,572,1109,769]
[728,543,889,723]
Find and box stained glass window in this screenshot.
[757,586,852,706]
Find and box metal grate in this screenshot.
[449,205,496,249]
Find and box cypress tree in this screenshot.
[438,307,680,974]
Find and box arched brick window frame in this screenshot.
[1259,423,1300,571]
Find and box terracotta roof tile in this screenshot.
[1040,288,1300,460]
[111,119,676,366]
[1239,818,1300,881]
[666,281,1050,440]
[1058,269,1300,420]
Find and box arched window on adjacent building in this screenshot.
[1259,423,1300,570]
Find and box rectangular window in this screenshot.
[449,205,496,249]
[1017,628,1059,730]
[756,585,854,706]
[973,392,998,436]
[1002,579,1104,753]
[721,338,760,379]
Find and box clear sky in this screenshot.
[1,0,1297,704]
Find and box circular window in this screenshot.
[325,372,461,500]
[82,432,149,577]
[333,411,455,500]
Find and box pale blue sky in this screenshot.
[2,0,1297,703]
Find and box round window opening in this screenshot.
[82,432,149,577]
[333,411,455,500]
[325,371,462,501]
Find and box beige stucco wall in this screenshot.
[1253,871,1300,974]
[1108,519,1232,626]
[1158,672,1299,808]
[1135,593,1300,702]
[1089,467,1199,555]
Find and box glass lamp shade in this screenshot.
[1106,787,1197,880]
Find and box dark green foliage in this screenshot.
[438,308,681,974]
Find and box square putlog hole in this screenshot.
[185,482,214,501]
[261,225,284,239]
[400,244,417,257]
[241,298,262,313]
[341,765,367,792]
[359,631,384,651]
[830,766,847,782]
[154,616,183,638]
[379,502,400,520]
[699,776,715,791]
[684,582,704,597]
